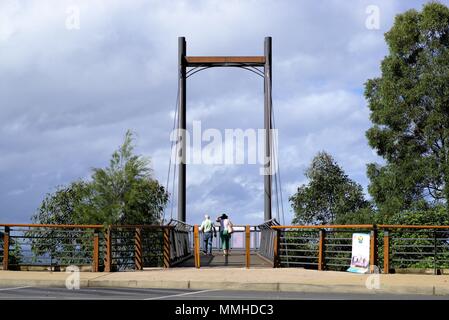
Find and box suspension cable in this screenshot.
[271,96,286,226]
[272,122,281,223]
[170,138,178,221]
[162,74,180,225]
[271,101,288,265]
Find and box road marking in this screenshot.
[144,289,220,300]
[0,286,32,291]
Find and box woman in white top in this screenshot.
[216,213,232,256]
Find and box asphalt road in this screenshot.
[0,286,448,300]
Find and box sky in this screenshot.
[0,0,439,225]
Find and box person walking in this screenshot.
[216,213,233,256]
[199,214,214,255]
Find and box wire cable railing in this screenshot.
[4,223,449,274]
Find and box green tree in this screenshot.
[82,130,168,225]
[32,130,168,226]
[386,205,449,269]
[29,181,93,265]
[29,131,168,267]
[32,181,92,225]
[389,205,449,226]
[365,2,449,219]
[289,151,370,224]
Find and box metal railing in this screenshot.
[196,225,261,252]
[193,224,258,268]
[271,225,377,272]
[380,225,449,274]
[271,224,449,275]
[258,219,279,261]
[4,222,449,274]
[167,219,193,266]
[105,224,193,271]
[0,223,192,272]
[107,225,170,271]
[0,224,103,271]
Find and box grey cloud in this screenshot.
[0,0,430,224]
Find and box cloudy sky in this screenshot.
[0,0,434,225]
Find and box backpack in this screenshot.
[227,220,234,234]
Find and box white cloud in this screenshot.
[347,33,385,54]
[0,0,430,224]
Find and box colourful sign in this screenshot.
[347,233,370,274]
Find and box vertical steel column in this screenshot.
[178,37,187,222]
[264,36,272,221]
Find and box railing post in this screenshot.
[370,226,378,274]
[318,229,326,271]
[245,225,251,269]
[3,226,10,271]
[92,229,99,272]
[273,228,280,268]
[194,225,200,269]
[383,230,389,274]
[134,227,142,271]
[104,226,112,272]
[433,229,437,275]
[163,227,171,268]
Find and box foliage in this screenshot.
[385,206,449,269]
[33,130,168,226]
[9,242,23,265]
[32,181,92,225]
[388,205,449,225]
[290,151,369,225]
[336,207,377,225]
[29,130,168,266]
[365,2,449,218]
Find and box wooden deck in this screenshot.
[176,250,273,268]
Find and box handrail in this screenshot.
[4,223,448,230]
[167,219,192,228]
[271,224,449,275]
[258,219,280,229]
[0,223,104,228]
[110,225,174,229]
[5,223,449,273]
[378,225,449,229]
[272,224,374,229]
[272,224,449,230]
[0,223,173,229]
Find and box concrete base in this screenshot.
[1,268,449,296]
[392,268,449,275]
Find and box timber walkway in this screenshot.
[177,250,272,268]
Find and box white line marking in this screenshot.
[0,286,32,291]
[144,289,220,300]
